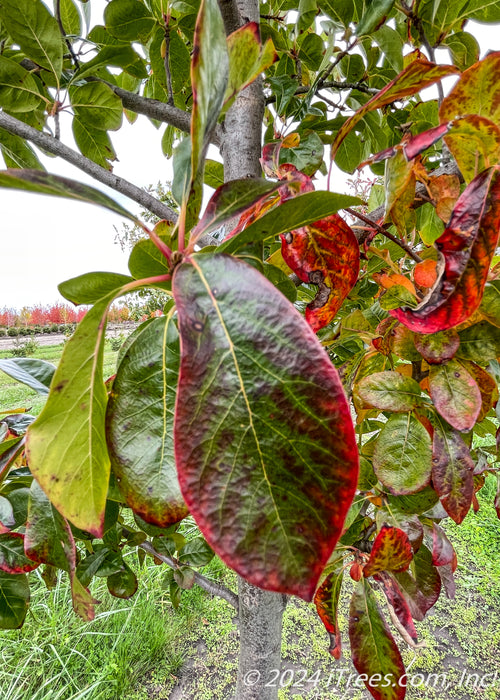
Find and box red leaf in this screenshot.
[391,166,500,332]
[281,214,360,331]
[375,571,418,643]
[414,329,459,365]
[173,254,358,600]
[331,58,458,159]
[393,544,441,621]
[349,579,406,700]
[314,563,344,659]
[430,523,456,569]
[0,533,39,574]
[432,420,474,524]
[361,122,453,167]
[363,525,413,578]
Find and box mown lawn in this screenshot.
[1,344,499,699]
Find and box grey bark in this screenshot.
[219,1,288,698]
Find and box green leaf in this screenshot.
[0,358,55,395]
[69,83,123,132]
[0,56,45,113]
[0,0,63,78]
[173,254,359,601]
[190,0,228,186]
[0,572,30,629]
[356,371,423,412]
[58,0,82,36]
[107,562,138,598]
[457,321,500,362]
[262,263,297,303]
[107,316,188,527]
[0,128,45,170]
[59,272,134,305]
[72,118,117,171]
[104,0,155,42]
[373,413,432,495]
[428,359,481,432]
[298,32,325,71]
[224,22,276,111]
[356,0,396,36]
[178,537,214,567]
[279,130,324,176]
[0,533,39,573]
[203,159,224,189]
[349,578,406,700]
[26,293,119,536]
[76,45,148,81]
[0,170,140,223]
[128,240,171,288]
[220,191,361,254]
[25,480,74,572]
[443,31,479,71]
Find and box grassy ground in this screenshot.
[0,341,119,416]
[1,344,500,699]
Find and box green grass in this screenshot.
[0,342,120,416]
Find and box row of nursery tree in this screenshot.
[0,301,165,331]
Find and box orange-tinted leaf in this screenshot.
[414,259,438,289]
[363,525,413,578]
[349,579,406,700]
[429,359,481,431]
[331,58,458,159]
[375,273,417,296]
[432,419,474,524]
[443,116,500,183]
[391,166,500,332]
[428,174,461,223]
[414,329,459,365]
[440,52,500,179]
[314,561,344,659]
[281,214,359,332]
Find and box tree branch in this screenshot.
[345,207,423,263]
[20,59,222,146]
[135,535,239,611]
[265,80,377,105]
[0,111,178,222]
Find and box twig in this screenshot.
[265,80,376,105]
[55,0,81,69]
[125,531,239,611]
[345,207,423,263]
[317,38,359,89]
[0,111,178,223]
[386,600,427,649]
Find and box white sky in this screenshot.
[0,11,496,310]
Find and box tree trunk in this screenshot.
[219,1,287,698]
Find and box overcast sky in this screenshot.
[0,11,496,310]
